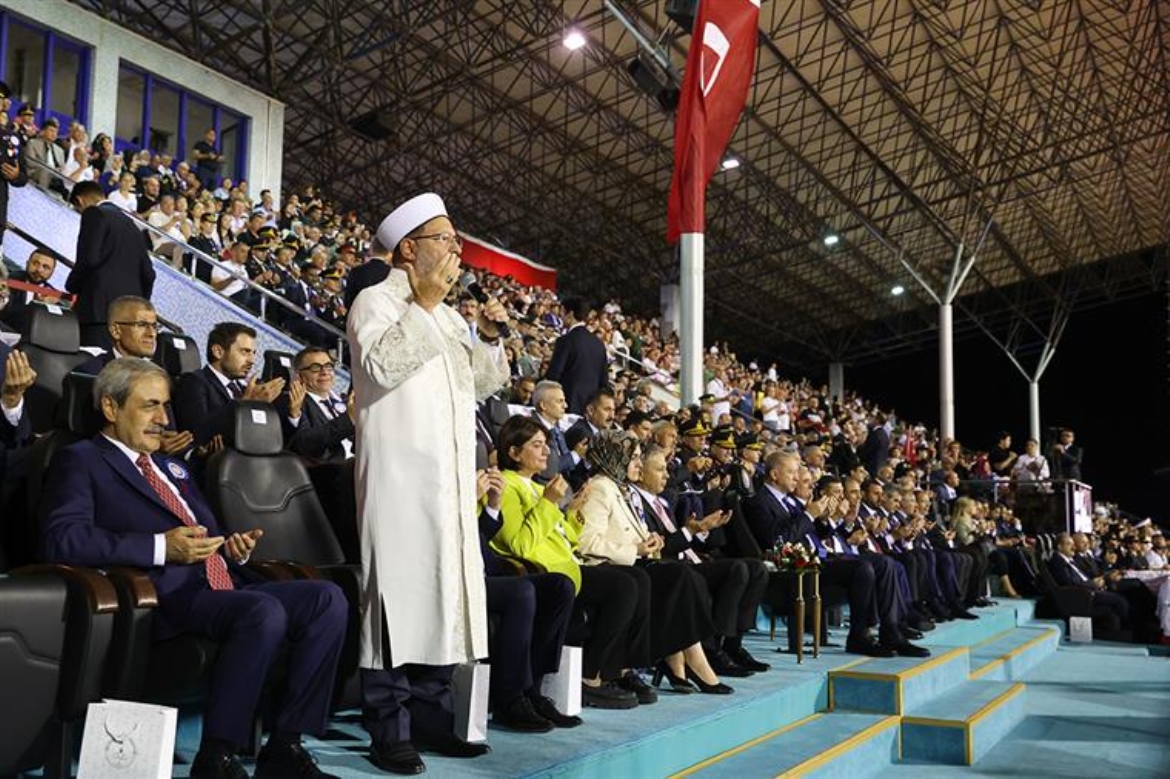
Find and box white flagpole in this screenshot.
[680,231,704,405]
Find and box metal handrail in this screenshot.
[19,156,347,355]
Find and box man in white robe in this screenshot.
[348,193,509,774]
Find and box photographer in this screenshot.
[0,82,29,251]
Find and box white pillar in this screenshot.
[679,232,705,405]
[1028,380,1041,443]
[939,302,955,440]
[829,362,844,401]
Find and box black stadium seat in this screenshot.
[261,349,295,384]
[3,372,121,776]
[18,304,88,433]
[153,330,201,377]
[204,402,360,704]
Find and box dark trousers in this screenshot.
[1091,589,1131,635]
[693,557,768,638]
[816,558,875,647]
[485,572,575,707]
[958,543,989,605]
[79,322,111,350]
[361,664,456,745]
[172,579,347,747]
[573,564,651,679]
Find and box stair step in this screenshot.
[921,606,1019,649]
[830,647,969,714]
[969,627,1059,680]
[901,680,1026,765]
[677,712,899,778]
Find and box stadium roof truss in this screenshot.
[73,0,1170,367]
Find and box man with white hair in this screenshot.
[348,193,510,774]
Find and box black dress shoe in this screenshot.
[709,649,755,677]
[728,645,770,672]
[907,614,935,632]
[256,741,339,779]
[191,749,249,779]
[901,626,925,641]
[951,609,979,620]
[845,637,895,658]
[529,692,584,727]
[887,641,931,658]
[493,694,554,733]
[416,735,491,758]
[582,680,638,709]
[616,671,658,704]
[369,740,425,775]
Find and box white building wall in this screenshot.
[3,0,284,199]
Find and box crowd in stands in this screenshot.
[2,99,1167,777]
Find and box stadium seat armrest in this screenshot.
[11,564,120,614]
[103,566,160,609]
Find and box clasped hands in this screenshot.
[164,525,264,565]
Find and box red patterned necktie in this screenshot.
[135,453,234,591]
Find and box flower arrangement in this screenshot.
[763,541,819,572]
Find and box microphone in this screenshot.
[460,272,510,338]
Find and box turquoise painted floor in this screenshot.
[879,645,1170,778]
[151,602,1169,777]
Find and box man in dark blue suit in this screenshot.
[282,346,353,463]
[41,358,344,779]
[545,298,607,415]
[1049,532,1130,635]
[66,181,156,349]
[858,415,891,477]
[173,322,286,450]
[76,296,196,456]
[1,343,34,512]
[0,248,60,332]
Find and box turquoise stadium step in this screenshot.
[900,680,1026,765]
[920,606,1020,649]
[968,626,1059,681]
[674,712,901,778]
[830,647,970,715]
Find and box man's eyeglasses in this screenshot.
[115,321,161,332]
[410,232,463,249]
[299,362,335,374]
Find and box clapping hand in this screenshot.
[224,528,264,563]
[242,376,285,403]
[1,349,37,409]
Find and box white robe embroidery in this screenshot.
[348,268,508,668]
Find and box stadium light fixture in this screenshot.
[721,157,740,171]
[891,284,906,296]
[564,29,587,51]
[823,233,840,247]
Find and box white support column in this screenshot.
[939,302,955,440]
[679,232,705,405]
[1028,380,1041,443]
[829,362,844,401]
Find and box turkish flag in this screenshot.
[666,0,760,244]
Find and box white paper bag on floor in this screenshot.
[453,662,491,743]
[78,699,177,779]
[540,645,583,716]
[1069,615,1093,643]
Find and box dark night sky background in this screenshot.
[845,292,1167,522]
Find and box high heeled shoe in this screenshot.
[652,662,696,694]
[685,667,734,695]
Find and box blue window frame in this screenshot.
[0,12,91,130]
[114,63,249,186]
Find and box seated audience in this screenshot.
[493,416,652,710]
